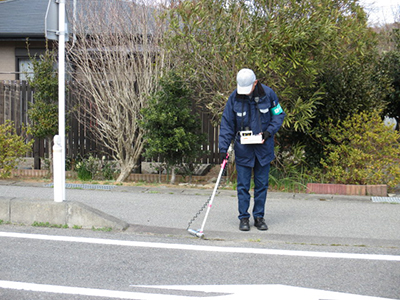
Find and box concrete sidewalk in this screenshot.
[0,180,399,248]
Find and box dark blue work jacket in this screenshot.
[219,82,285,167]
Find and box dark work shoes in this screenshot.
[239,217,268,231]
[254,218,268,231]
[239,218,250,231]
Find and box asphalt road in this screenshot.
[0,226,399,299]
[0,181,399,299]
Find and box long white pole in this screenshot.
[56,0,66,201]
[198,157,229,234]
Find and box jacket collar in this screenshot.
[235,81,266,100]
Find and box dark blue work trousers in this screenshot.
[236,158,270,220]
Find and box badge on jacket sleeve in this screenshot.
[271,103,283,115]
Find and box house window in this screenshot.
[15,48,46,81]
[15,48,71,81]
[18,58,34,81]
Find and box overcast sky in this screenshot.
[360,0,400,24]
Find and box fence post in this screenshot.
[20,80,28,126]
[14,81,21,133]
[0,81,4,125]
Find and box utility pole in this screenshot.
[58,0,66,201]
[45,0,68,202]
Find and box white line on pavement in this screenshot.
[1,231,399,261]
[0,280,185,300]
[0,281,395,300]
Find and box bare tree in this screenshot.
[67,0,169,182]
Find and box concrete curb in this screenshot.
[0,197,129,231]
[114,186,373,202]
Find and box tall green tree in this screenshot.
[164,0,373,127]
[141,72,207,184]
[26,47,58,171]
[163,0,389,168]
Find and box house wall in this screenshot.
[0,42,16,80]
[0,41,48,80]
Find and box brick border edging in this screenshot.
[306,183,387,197]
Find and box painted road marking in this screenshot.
[137,285,396,300]
[0,281,395,299]
[1,231,399,261]
[0,280,184,300]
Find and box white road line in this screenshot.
[0,280,186,300]
[0,281,394,300]
[1,231,399,261]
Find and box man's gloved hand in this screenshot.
[219,152,229,176]
[262,131,271,141]
[219,152,228,164]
